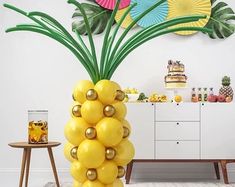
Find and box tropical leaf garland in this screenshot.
[72,2,112,35]
[204,0,235,39]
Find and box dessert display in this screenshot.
[165,60,187,88]
[28,120,48,143]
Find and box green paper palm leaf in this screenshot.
[205,0,235,39]
[72,3,112,35]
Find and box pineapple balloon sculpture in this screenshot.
[219,76,234,102]
[4,0,212,186]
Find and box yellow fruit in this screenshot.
[114,139,135,166]
[73,180,82,187]
[78,140,105,168]
[174,95,182,103]
[83,180,105,187]
[94,80,117,104]
[81,100,103,124]
[106,179,123,187]
[64,118,90,146]
[112,102,127,120]
[73,80,94,104]
[70,161,87,183]
[64,142,77,162]
[96,118,123,147]
[97,161,118,184]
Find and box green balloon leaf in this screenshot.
[205,0,235,39]
[72,3,112,35]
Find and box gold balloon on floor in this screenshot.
[64,80,135,186]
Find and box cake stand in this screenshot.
[165,86,187,103]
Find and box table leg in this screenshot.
[47,147,60,187]
[125,160,134,184]
[213,162,220,180]
[220,160,229,184]
[19,148,27,187]
[25,148,31,187]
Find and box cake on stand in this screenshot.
[164,60,187,102]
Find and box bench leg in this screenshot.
[19,148,27,187]
[213,162,220,180]
[125,160,134,184]
[220,160,229,184]
[47,147,60,187]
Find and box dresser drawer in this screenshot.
[155,141,200,159]
[156,122,200,140]
[155,103,200,121]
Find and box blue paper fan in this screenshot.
[130,0,168,28]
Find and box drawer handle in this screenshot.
[177,122,179,125]
[176,142,179,144]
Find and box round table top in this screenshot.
[9,142,61,148]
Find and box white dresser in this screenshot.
[125,102,235,184]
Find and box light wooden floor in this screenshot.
[45,181,235,187]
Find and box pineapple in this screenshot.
[4,0,212,186]
[219,76,233,100]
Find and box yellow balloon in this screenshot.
[73,80,94,104]
[121,119,131,138]
[83,180,105,187]
[64,142,76,162]
[112,81,121,91]
[94,80,118,105]
[114,139,135,166]
[78,140,105,168]
[73,180,82,187]
[64,118,90,146]
[112,102,127,120]
[81,100,104,124]
[97,161,118,184]
[106,179,124,187]
[70,161,87,183]
[96,118,123,147]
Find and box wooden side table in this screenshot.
[9,142,61,187]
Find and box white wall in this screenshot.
[1,0,235,186]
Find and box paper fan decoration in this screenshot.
[115,6,136,29]
[96,0,130,10]
[130,0,168,28]
[167,0,211,35]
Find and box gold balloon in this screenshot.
[115,90,125,101]
[72,105,82,117]
[105,148,116,160]
[103,105,116,117]
[117,166,125,178]
[85,127,97,139]
[86,169,97,181]
[86,89,98,100]
[123,127,130,138]
[70,146,78,160]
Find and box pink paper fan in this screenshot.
[96,0,131,10]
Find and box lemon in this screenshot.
[106,179,124,187]
[97,161,118,184]
[78,140,105,168]
[81,100,103,124]
[112,102,127,120]
[73,80,94,104]
[96,118,123,147]
[94,80,117,104]
[70,161,87,183]
[64,118,90,146]
[174,95,182,103]
[114,139,135,166]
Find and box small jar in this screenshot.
[28,110,48,144]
